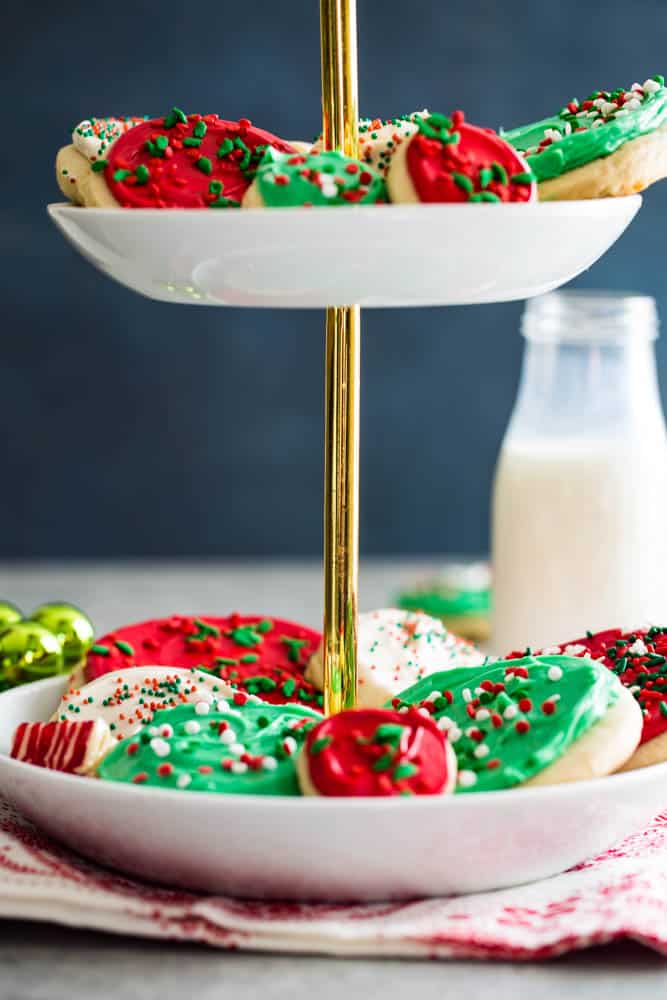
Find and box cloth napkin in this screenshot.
[1,795,667,960]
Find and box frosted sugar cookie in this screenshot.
[393,655,641,792]
[312,111,429,176]
[305,608,484,708]
[98,699,321,794]
[387,110,536,204]
[11,719,112,775]
[56,117,148,206]
[297,707,456,796]
[507,626,667,772]
[81,614,323,709]
[502,75,667,199]
[52,666,235,741]
[242,148,386,207]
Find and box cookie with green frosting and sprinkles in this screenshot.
[392,655,642,793]
[502,75,667,200]
[97,699,322,795]
[80,614,323,709]
[297,707,456,797]
[242,148,387,208]
[506,625,667,773]
[387,110,536,204]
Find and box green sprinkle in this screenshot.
[660,702,667,719]
[113,169,131,182]
[479,167,493,189]
[491,161,508,185]
[183,137,202,148]
[393,761,418,781]
[209,197,241,208]
[193,121,207,138]
[91,644,110,656]
[209,180,223,195]
[311,735,333,755]
[280,637,309,663]
[282,679,296,697]
[428,112,453,129]
[256,619,274,634]
[164,106,188,128]
[195,156,213,175]
[91,160,108,173]
[452,172,474,194]
[155,135,169,151]
[135,164,150,184]
[511,171,535,185]
[240,653,259,664]
[217,138,235,158]
[372,751,395,773]
[216,657,238,666]
[374,723,405,745]
[227,625,263,648]
[115,640,134,656]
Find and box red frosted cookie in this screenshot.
[83,614,323,708]
[297,707,456,796]
[506,625,667,770]
[103,110,294,208]
[11,719,112,775]
[387,110,536,204]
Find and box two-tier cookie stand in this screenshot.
[35,0,658,900]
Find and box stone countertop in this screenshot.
[0,559,665,998]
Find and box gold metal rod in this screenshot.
[320,0,360,714]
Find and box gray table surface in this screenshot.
[0,559,665,999]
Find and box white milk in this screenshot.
[491,291,667,654]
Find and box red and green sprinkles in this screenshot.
[105,111,294,208]
[392,655,620,793]
[249,148,387,207]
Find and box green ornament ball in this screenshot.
[28,603,95,667]
[0,601,22,631]
[0,621,64,689]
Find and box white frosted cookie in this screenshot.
[51,666,236,741]
[56,117,145,207]
[305,608,484,709]
[312,111,428,177]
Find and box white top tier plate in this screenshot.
[48,197,641,309]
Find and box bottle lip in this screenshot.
[522,290,659,344]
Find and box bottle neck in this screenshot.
[507,337,666,442]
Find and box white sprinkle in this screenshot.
[629,639,648,656]
[551,693,562,702]
[184,720,201,736]
[541,646,562,656]
[630,685,641,695]
[473,744,490,759]
[148,727,159,738]
[592,120,604,128]
[229,742,246,755]
[247,694,262,704]
[503,704,518,720]
[424,690,441,703]
[544,127,563,142]
[231,761,249,775]
[262,756,278,771]
[437,715,454,730]
[417,706,431,718]
[462,688,472,703]
[475,708,490,721]
[565,644,586,656]
[283,736,298,755]
[159,724,174,739]
[448,727,462,744]
[600,100,617,116]
[563,122,572,135]
[150,737,171,758]
[398,706,409,714]
[613,108,629,118]
[458,770,477,788]
[195,701,210,716]
[624,97,641,112]
[631,82,643,92]
[220,729,237,745]
[216,698,229,712]
[548,666,563,682]
[644,78,661,94]
[177,774,192,789]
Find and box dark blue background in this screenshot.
[4,1,667,557]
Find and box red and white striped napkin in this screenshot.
[1,796,666,959]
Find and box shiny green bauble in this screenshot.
[0,601,22,630]
[0,621,64,689]
[28,603,95,667]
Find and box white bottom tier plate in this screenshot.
[48,197,641,309]
[0,676,665,902]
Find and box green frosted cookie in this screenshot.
[98,697,322,795]
[243,148,387,207]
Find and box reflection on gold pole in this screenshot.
[320,0,360,715]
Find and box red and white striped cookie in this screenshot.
[11,719,112,775]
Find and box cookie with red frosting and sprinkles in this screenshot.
[297,707,456,797]
[387,110,536,204]
[58,108,294,209]
[11,718,112,775]
[242,148,386,208]
[393,655,641,792]
[506,625,667,772]
[80,614,323,709]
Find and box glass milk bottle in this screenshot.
[491,290,667,653]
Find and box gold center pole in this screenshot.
[320,0,360,715]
